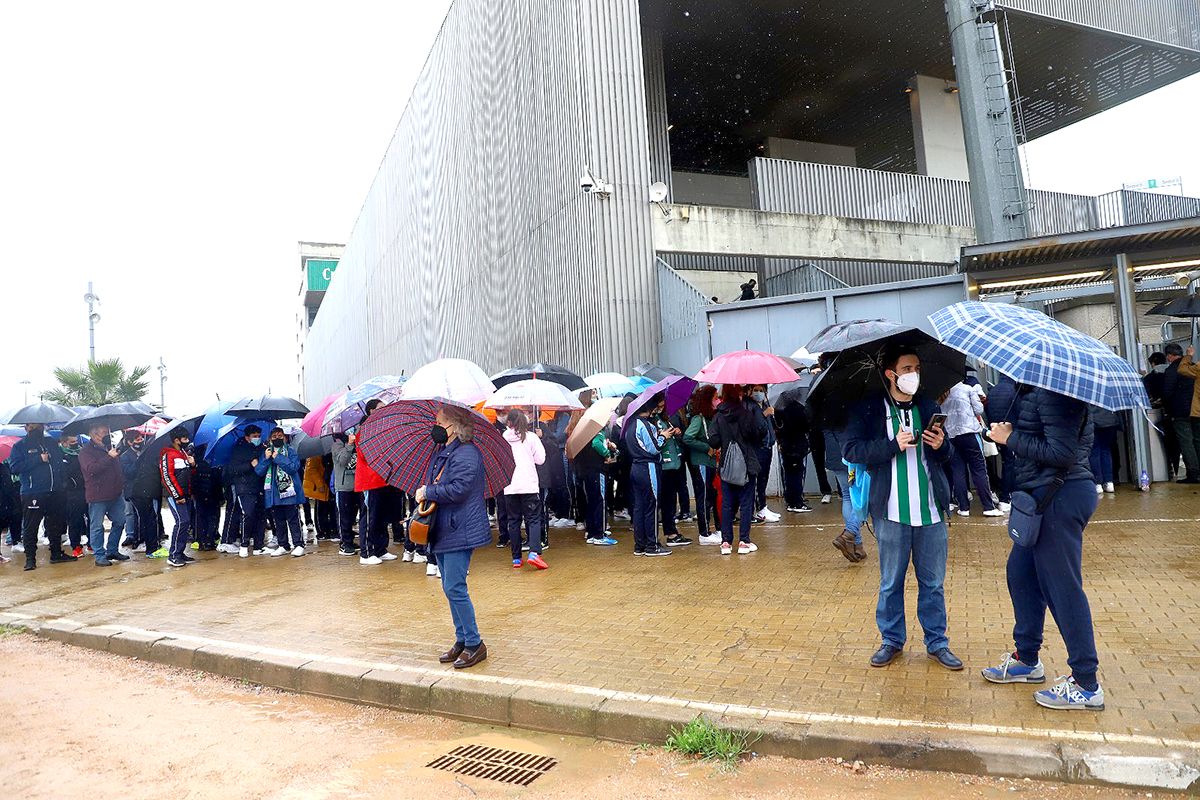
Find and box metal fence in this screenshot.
[749,157,1200,239]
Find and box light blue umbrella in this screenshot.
[928,301,1150,411]
[193,399,240,451]
[585,373,638,398]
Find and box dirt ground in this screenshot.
[0,632,1150,800]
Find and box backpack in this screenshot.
[716,413,749,486]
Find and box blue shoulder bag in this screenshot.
[1007,414,1087,548]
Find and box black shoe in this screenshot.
[928,648,964,671]
[633,548,645,557]
[24,561,35,571]
[665,533,692,547]
[496,539,509,548]
[49,553,78,564]
[108,552,130,562]
[1177,477,1200,485]
[643,545,673,557]
[870,644,903,667]
[121,538,136,548]
[181,554,197,563]
[338,546,358,556]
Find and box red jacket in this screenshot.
[159,446,193,501]
[353,445,387,492]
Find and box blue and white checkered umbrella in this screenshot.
[928,301,1150,411]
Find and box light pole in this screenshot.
[84,281,101,363]
[157,357,167,413]
[19,380,31,404]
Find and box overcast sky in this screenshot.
[1,2,1198,416]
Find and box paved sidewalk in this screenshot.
[2,483,1199,789]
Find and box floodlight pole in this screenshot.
[158,358,167,412]
[84,281,100,362]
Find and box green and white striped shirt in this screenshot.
[885,402,941,527]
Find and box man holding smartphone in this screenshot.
[843,346,960,672]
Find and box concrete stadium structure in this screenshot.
[302,0,1200,400]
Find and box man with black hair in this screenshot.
[227,425,267,557]
[10,423,74,570]
[843,346,960,671]
[738,279,758,301]
[160,427,196,567]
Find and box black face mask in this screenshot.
[271,439,285,448]
[430,425,449,445]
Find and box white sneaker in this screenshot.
[956,510,970,518]
[1103,482,1115,493]
[998,502,1012,513]
[820,494,832,504]
[426,563,439,577]
[575,522,586,531]
[737,542,758,554]
[12,543,24,553]
[758,507,781,522]
[413,553,428,564]
[267,536,279,549]
[698,534,722,545]
[239,547,249,558]
[402,550,413,562]
[720,543,733,555]
[305,524,315,535]
[269,546,288,557]
[291,546,305,557]
[379,552,398,561]
[614,511,631,521]
[252,548,268,556]
[948,503,958,512]
[1095,484,1104,495]
[359,555,382,566]
[982,509,1004,518]
[37,535,49,546]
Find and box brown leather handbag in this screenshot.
[407,467,445,546]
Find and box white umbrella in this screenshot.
[790,347,822,367]
[484,379,584,411]
[401,358,496,405]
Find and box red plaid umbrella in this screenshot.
[356,399,515,498]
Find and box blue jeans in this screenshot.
[830,470,861,543]
[1088,426,1116,485]
[876,518,949,652]
[438,548,481,648]
[88,497,126,560]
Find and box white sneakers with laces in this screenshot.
[269,546,288,557]
[291,546,305,557]
[737,542,758,554]
[359,555,382,566]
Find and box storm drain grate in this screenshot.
[426,744,558,786]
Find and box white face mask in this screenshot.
[895,372,921,395]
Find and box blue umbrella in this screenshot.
[204,417,273,466]
[929,301,1150,411]
[193,400,240,451]
[628,376,656,393]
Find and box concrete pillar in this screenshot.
[910,75,970,181]
[944,0,1029,244]
[1114,253,1153,483]
[642,27,672,201]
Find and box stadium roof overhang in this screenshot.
[641,0,1200,174]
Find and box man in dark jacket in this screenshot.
[119,430,166,556]
[773,390,812,514]
[192,454,222,551]
[78,423,129,567]
[9,423,75,570]
[58,433,88,557]
[226,425,267,556]
[1163,343,1200,483]
[842,346,959,672]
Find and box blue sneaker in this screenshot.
[587,536,618,546]
[1034,676,1104,711]
[981,652,1045,684]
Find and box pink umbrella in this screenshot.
[0,435,20,462]
[300,391,345,437]
[694,350,801,385]
[129,416,170,436]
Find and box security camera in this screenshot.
[580,167,597,193]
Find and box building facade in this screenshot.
[296,241,344,397]
[302,0,1200,401]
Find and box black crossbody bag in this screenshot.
[1007,412,1088,548]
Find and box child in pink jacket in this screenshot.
[502,410,548,569]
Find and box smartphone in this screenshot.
[927,413,948,431]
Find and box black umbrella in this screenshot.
[1147,295,1200,318]
[132,413,205,485]
[632,362,685,382]
[806,327,966,427]
[491,363,586,391]
[62,401,158,435]
[3,401,76,425]
[289,430,333,460]
[769,374,814,409]
[226,395,310,420]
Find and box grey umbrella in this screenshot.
[63,401,158,435]
[4,401,78,425]
[1147,295,1200,318]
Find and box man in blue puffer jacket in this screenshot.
[983,386,1103,711]
[9,424,74,570]
[842,346,959,672]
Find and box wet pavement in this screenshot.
[1,633,1143,799]
[1,484,1199,775]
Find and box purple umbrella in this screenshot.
[623,375,698,423]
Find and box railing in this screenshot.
[749,157,1200,239]
[656,258,709,342]
[996,0,1200,52]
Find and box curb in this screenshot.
[7,615,1199,792]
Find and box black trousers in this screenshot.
[660,467,685,536]
[581,472,605,539]
[221,491,242,545]
[504,493,543,559]
[236,491,265,550]
[194,496,221,548]
[130,496,161,551]
[21,493,65,562]
[336,491,361,549]
[688,464,714,537]
[62,491,87,549]
[270,505,304,550]
[808,428,833,495]
[781,452,808,508]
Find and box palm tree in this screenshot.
[43,358,152,406]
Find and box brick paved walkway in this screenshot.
[2,484,1199,764]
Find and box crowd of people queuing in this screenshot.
[3,341,1188,699]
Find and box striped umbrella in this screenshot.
[929,301,1150,411]
[356,399,515,497]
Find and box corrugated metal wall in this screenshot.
[303,0,659,402]
[642,27,672,201]
[997,0,1200,51]
[1094,189,1200,227]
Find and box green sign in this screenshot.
[306,259,338,291]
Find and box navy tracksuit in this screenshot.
[623,416,663,553]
